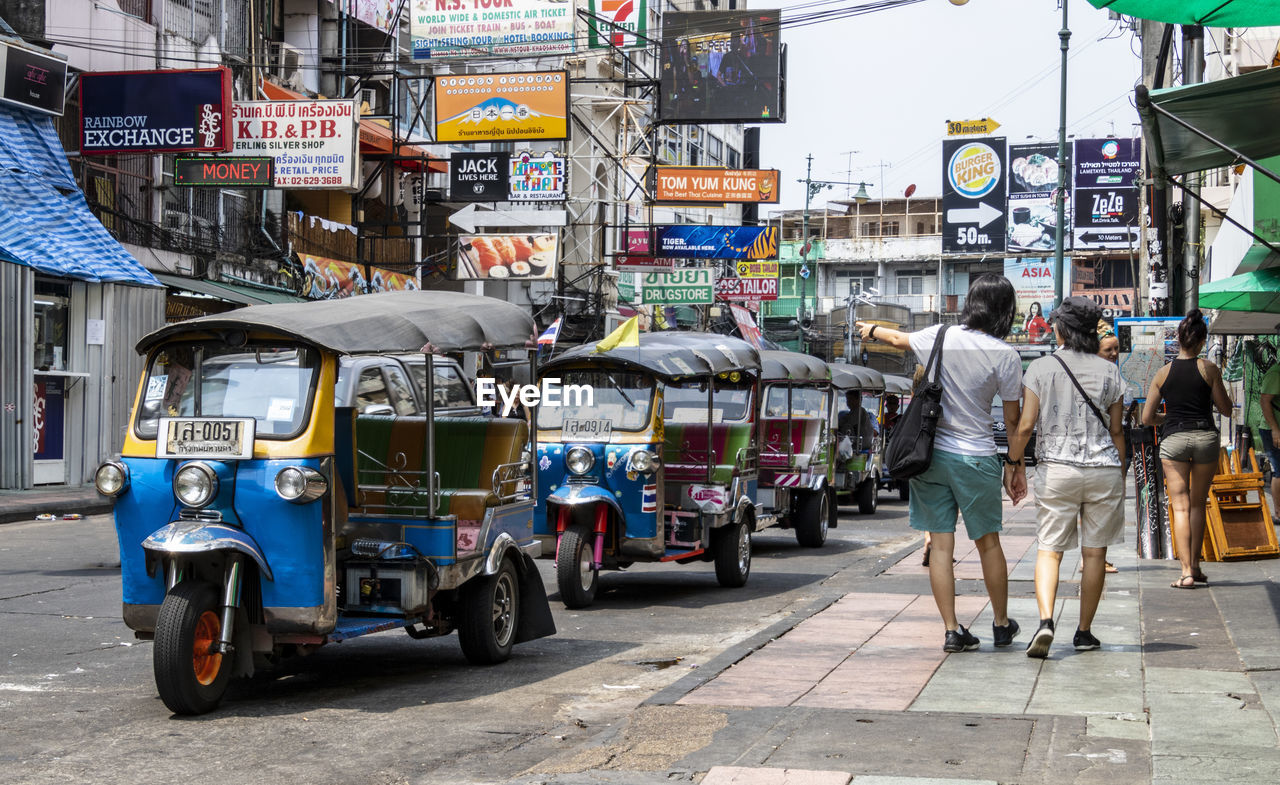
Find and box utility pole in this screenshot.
[1181,24,1204,315]
[1053,0,1071,307]
[798,156,872,354]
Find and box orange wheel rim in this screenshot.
[192,610,223,686]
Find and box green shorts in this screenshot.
[908,449,1004,540]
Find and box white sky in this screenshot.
[756,0,1144,212]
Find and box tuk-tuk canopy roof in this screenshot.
[543,331,760,381]
[137,291,537,355]
[883,374,913,395]
[759,350,830,383]
[828,364,885,392]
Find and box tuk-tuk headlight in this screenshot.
[566,446,595,475]
[629,449,658,474]
[94,461,129,496]
[275,466,328,503]
[173,462,218,509]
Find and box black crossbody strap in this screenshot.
[1052,354,1108,429]
[926,325,951,383]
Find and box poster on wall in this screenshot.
[300,254,419,299]
[229,100,359,189]
[942,137,1006,254]
[659,10,785,124]
[411,0,575,59]
[433,71,568,143]
[1004,257,1057,344]
[32,376,65,461]
[1006,142,1070,253]
[456,233,559,280]
[1073,137,1140,250]
[655,225,780,260]
[587,0,648,49]
[80,67,231,155]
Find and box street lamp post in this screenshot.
[1053,0,1071,307]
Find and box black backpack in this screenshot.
[884,325,950,480]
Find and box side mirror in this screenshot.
[363,404,395,416]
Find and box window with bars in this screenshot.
[896,272,924,296]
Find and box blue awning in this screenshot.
[0,104,159,287]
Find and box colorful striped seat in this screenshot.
[662,422,753,485]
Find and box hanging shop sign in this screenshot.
[229,100,359,189]
[1006,142,1070,253]
[641,268,715,305]
[456,233,559,280]
[659,10,786,124]
[735,260,779,278]
[652,166,780,204]
[655,225,780,260]
[716,276,779,301]
[411,0,576,60]
[587,0,649,49]
[614,255,675,272]
[942,136,1007,254]
[509,150,566,201]
[300,253,419,299]
[434,71,568,143]
[174,156,274,188]
[80,67,231,155]
[450,151,510,201]
[0,42,68,116]
[1073,137,1141,250]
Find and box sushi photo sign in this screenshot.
[456,232,559,280]
[434,70,569,143]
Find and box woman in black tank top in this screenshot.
[1141,311,1233,589]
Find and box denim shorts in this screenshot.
[1159,429,1218,464]
[908,449,1003,540]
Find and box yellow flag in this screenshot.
[595,315,640,352]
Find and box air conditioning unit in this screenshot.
[274,42,306,92]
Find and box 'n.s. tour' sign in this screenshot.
[79,67,232,155]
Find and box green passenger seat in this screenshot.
[662,422,753,485]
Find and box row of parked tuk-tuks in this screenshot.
[94,291,912,714]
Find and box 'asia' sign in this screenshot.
[175,157,274,187]
[434,71,568,143]
[587,0,648,49]
[1004,257,1057,344]
[80,68,231,155]
[229,100,359,189]
[641,268,715,305]
[655,225,780,260]
[653,166,780,204]
[411,0,576,59]
[451,151,510,201]
[716,276,779,301]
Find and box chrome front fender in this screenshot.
[546,484,626,521]
[142,521,274,582]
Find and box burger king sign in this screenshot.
[942,136,1007,253]
[948,143,1001,198]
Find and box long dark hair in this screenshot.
[1060,317,1101,354]
[1178,309,1208,350]
[960,274,1017,339]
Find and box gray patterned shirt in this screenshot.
[1023,349,1124,468]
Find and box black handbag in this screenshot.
[885,325,950,480]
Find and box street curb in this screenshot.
[644,537,924,706]
[0,497,113,525]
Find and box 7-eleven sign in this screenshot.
[587,0,649,50]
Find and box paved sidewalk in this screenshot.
[0,485,110,524]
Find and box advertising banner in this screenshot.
[300,254,419,299]
[615,255,675,272]
[626,227,651,253]
[1,42,67,116]
[451,151,510,201]
[730,304,765,349]
[641,268,715,305]
[653,166,780,204]
[735,260,779,278]
[659,10,785,124]
[1004,257,1057,344]
[346,0,398,34]
[80,67,231,155]
[655,225,780,260]
[1074,286,1136,318]
[434,71,568,143]
[1006,142,1070,253]
[716,276,779,301]
[587,0,648,49]
[457,233,559,280]
[229,100,358,188]
[411,0,575,60]
[509,150,566,201]
[32,376,65,461]
[942,137,1006,254]
[1073,138,1140,250]
[175,156,273,187]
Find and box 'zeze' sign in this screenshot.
[80,68,231,155]
[175,157,273,187]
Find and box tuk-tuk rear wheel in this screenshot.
[458,558,519,665]
[153,580,231,715]
[555,527,598,609]
[794,490,829,548]
[713,520,751,588]
[857,477,878,515]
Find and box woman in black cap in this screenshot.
[1141,310,1233,589]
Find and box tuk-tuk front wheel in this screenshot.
[857,477,878,515]
[459,558,519,665]
[794,490,829,548]
[153,580,231,715]
[555,526,598,609]
[713,520,751,588]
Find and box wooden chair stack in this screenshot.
[1198,446,1278,561]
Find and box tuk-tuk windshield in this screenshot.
[135,343,320,439]
[763,385,826,419]
[536,369,654,431]
[664,380,753,423]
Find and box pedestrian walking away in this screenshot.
[1141,310,1234,589]
[1257,358,1280,524]
[857,273,1023,652]
[1007,297,1126,658]
[1098,322,1125,574]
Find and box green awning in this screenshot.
[1088,1,1280,25]
[1199,268,1280,314]
[156,273,304,305]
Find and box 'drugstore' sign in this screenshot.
[79,67,231,155]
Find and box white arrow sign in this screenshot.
[449,202,568,234]
[945,201,1003,228]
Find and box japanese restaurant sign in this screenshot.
[433,71,568,143]
[652,167,780,204]
[229,100,359,189]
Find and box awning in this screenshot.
[0,105,159,286]
[155,273,304,305]
[259,80,446,174]
[1087,1,1280,26]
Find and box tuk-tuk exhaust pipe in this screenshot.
[218,555,243,654]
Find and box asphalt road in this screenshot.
[0,501,916,785]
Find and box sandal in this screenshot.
[1105,562,1118,574]
[1170,575,1197,589]
[922,544,931,567]
[1191,569,1208,584]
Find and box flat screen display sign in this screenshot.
[434,71,568,143]
[0,43,68,116]
[175,157,273,187]
[411,0,575,59]
[1073,137,1140,250]
[80,67,232,155]
[655,225,780,260]
[652,166,780,204]
[659,10,785,124]
[941,137,1006,254]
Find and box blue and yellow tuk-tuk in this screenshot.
[829,363,886,514]
[756,350,836,547]
[95,292,554,714]
[877,374,913,501]
[533,332,762,608]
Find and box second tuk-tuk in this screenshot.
[756,350,836,547]
[877,374,913,501]
[95,291,554,715]
[533,332,762,608]
[829,363,886,514]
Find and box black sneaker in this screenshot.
[1026,619,1055,659]
[1073,628,1101,651]
[944,625,980,652]
[992,618,1020,647]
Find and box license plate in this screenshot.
[157,418,256,460]
[562,418,612,441]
